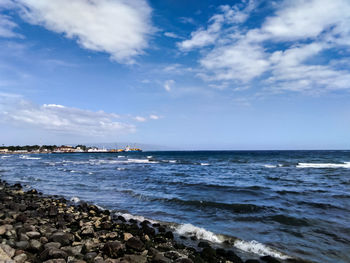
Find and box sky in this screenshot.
[0,0,350,150]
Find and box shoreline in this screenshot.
[0,179,311,263]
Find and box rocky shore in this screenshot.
[0,179,309,263]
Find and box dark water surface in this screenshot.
[0,151,349,262]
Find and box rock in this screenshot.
[15,241,29,250]
[260,255,281,263]
[198,241,210,248]
[81,226,94,237]
[245,260,260,263]
[19,233,29,241]
[0,244,15,258]
[123,233,133,241]
[61,245,83,256]
[45,242,62,249]
[26,231,41,239]
[164,231,174,239]
[15,213,27,223]
[158,226,166,233]
[41,236,49,244]
[153,253,171,263]
[201,247,216,260]
[122,254,147,263]
[117,216,126,222]
[48,206,58,216]
[100,221,113,230]
[43,259,66,263]
[29,239,42,252]
[0,246,12,262]
[0,224,12,235]
[13,253,27,263]
[164,251,181,260]
[126,237,144,252]
[226,250,243,263]
[176,258,193,263]
[102,241,125,258]
[84,252,97,262]
[50,232,74,246]
[40,248,68,261]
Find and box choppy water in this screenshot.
[0,151,349,263]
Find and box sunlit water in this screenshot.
[1,151,349,263]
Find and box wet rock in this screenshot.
[226,250,243,263]
[117,216,126,222]
[81,226,95,237]
[164,231,174,239]
[261,255,281,263]
[100,221,113,230]
[126,237,144,252]
[245,260,260,263]
[198,241,210,248]
[102,241,125,258]
[49,205,58,216]
[50,231,74,246]
[40,247,68,261]
[201,247,216,260]
[13,253,27,263]
[158,226,166,233]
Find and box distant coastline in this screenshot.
[0,144,142,154]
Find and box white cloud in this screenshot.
[134,116,146,122]
[164,79,175,92]
[149,114,159,120]
[12,0,154,63]
[0,14,21,38]
[164,32,181,39]
[0,96,135,137]
[179,0,350,93]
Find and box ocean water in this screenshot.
[0,151,349,263]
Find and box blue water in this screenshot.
[0,151,349,263]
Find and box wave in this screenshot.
[200,163,210,166]
[264,164,277,168]
[1,155,11,159]
[174,223,222,243]
[233,240,290,260]
[19,155,41,160]
[297,162,350,168]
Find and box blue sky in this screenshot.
[1,0,350,149]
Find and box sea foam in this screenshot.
[174,223,222,243]
[297,162,350,168]
[233,240,290,260]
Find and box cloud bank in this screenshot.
[7,0,154,63]
[179,0,350,93]
[0,95,136,137]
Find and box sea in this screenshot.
[0,151,349,263]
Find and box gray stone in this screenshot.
[45,242,62,249]
[29,239,42,252]
[40,247,68,261]
[26,231,41,239]
[50,232,74,246]
[102,241,125,258]
[0,244,15,258]
[126,237,144,252]
[15,241,29,250]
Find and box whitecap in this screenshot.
[70,196,80,203]
[296,162,350,169]
[174,223,222,243]
[200,163,210,166]
[19,155,41,160]
[264,164,277,168]
[234,239,290,260]
[115,212,157,224]
[1,155,11,159]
